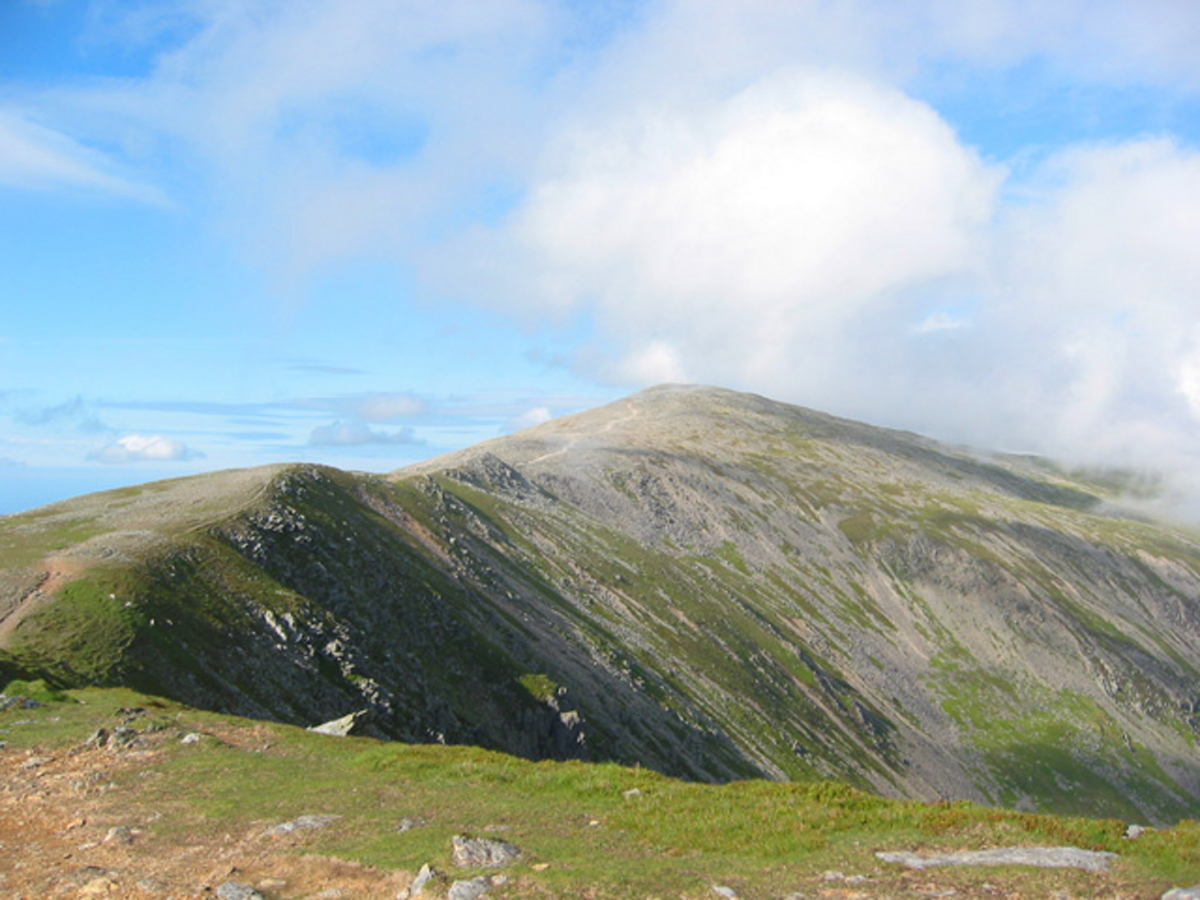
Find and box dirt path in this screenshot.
[527,399,642,467]
[0,555,88,644]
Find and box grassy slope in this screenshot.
[3,684,1200,900]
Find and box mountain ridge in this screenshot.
[3,384,1199,824]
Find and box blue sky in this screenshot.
[2,0,1200,515]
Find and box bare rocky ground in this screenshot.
[0,722,410,900]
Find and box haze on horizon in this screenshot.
[2,0,1199,515]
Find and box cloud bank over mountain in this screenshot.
[2,0,1199,510]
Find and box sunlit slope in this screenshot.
[3,384,1200,823]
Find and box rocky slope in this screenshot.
[2,385,1200,823]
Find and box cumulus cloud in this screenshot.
[494,70,999,390]
[88,434,205,463]
[308,420,418,446]
[983,138,1200,463]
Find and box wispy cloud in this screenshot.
[16,395,107,433]
[0,110,164,203]
[286,361,367,375]
[308,421,419,447]
[504,406,553,433]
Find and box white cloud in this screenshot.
[88,434,204,463]
[982,138,1200,463]
[308,420,417,446]
[501,69,999,390]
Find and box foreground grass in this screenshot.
[3,685,1199,899]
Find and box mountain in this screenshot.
[2,384,1200,824]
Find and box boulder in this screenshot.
[307,709,372,737]
[451,835,521,868]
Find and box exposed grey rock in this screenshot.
[180,732,201,745]
[448,877,491,900]
[711,886,739,898]
[1163,886,1200,899]
[107,726,140,750]
[269,813,341,836]
[451,835,521,867]
[0,694,41,711]
[1125,823,1149,839]
[396,816,428,832]
[876,847,1118,872]
[402,863,436,898]
[216,883,264,900]
[308,709,372,737]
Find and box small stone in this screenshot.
[79,876,116,896]
[396,816,428,832]
[1125,823,1149,839]
[216,883,265,900]
[1163,887,1200,900]
[83,728,109,748]
[622,788,642,798]
[181,732,202,745]
[531,863,550,871]
[104,826,135,845]
[821,870,845,882]
[451,835,521,868]
[712,886,739,898]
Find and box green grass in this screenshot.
[2,685,1198,899]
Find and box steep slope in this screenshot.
[3,385,1200,824]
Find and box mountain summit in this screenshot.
[3,385,1199,823]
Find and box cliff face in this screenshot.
[3,385,1200,823]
